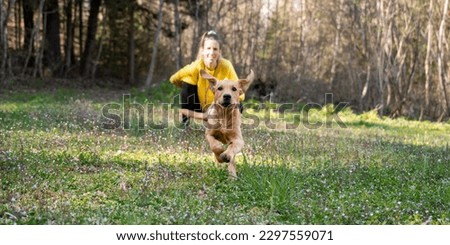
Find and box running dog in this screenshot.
[180,69,254,178]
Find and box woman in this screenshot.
[169,30,244,126]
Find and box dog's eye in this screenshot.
[217,87,223,91]
[232,87,237,92]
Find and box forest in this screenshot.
[0,0,449,121]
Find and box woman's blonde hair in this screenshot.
[196,30,222,60]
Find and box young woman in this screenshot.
[169,30,244,126]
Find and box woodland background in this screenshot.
[0,0,449,121]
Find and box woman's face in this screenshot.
[202,39,220,69]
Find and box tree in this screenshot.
[81,0,102,77]
[22,0,34,51]
[128,0,136,84]
[436,0,449,121]
[422,0,435,120]
[64,0,75,74]
[145,0,163,88]
[173,0,182,70]
[1,0,16,80]
[43,0,62,75]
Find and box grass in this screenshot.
[0,87,449,225]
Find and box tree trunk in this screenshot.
[22,0,34,51]
[33,0,45,78]
[294,0,306,83]
[421,0,434,120]
[232,0,239,67]
[64,0,74,75]
[80,0,102,77]
[245,0,256,73]
[77,0,83,57]
[436,0,449,121]
[128,1,136,85]
[173,0,181,70]
[144,0,163,88]
[43,0,62,75]
[91,13,105,79]
[15,0,21,49]
[22,0,43,75]
[330,0,344,90]
[1,0,16,80]
[357,1,372,111]
[376,0,386,116]
[384,0,397,113]
[249,0,258,72]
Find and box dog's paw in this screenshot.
[214,153,224,163]
[220,153,231,163]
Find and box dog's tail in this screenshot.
[180,109,207,120]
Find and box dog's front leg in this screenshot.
[228,158,237,179]
[206,134,225,163]
[220,137,244,163]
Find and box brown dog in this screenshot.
[180,69,254,178]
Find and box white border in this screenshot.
[1,225,450,245]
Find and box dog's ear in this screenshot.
[200,69,218,91]
[238,69,255,93]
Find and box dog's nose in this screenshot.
[223,94,231,101]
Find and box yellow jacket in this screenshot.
[170,58,244,110]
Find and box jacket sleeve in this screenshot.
[169,61,199,87]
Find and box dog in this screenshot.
[180,69,254,178]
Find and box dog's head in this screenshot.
[200,69,255,107]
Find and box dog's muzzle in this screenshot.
[222,94,232,106]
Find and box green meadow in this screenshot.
[1,87,449,224]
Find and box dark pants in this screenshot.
[180,82,244,126]
[181,83,202,125]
